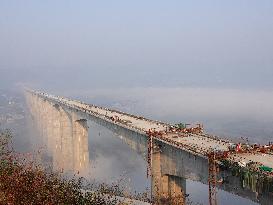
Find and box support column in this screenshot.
[72,118,89,172]
[59,107,74,171]
[52,105,62,170]
[35,96,44,144]
[27,93,42,145]
[39,98,47,146]
[25,93,36,129]
[46,101,57,154]
[152,145,186,205]
[43,100,52,151]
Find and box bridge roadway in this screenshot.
[26,89,273,205]
[31,90,273,170]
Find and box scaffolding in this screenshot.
[147,133,153,178]
[208,151,218,205]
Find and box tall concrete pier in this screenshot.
[25,89,273,205]
[152,143,186,204]
[26,92,89,173]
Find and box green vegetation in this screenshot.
[174,123,186,129]
[259,166,273,172]
[0,130,148,205]
[0,130,199,205]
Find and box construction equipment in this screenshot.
[208,151,218,205]
[174,123,186,129]
[259,166,273,172]
[146,132,153,178]
[207,142,273,205]
[169,123,204,134]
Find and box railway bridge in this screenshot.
[25,89,273,205]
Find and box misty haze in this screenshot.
[0,1,273,205]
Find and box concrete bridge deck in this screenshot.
[25,89,273,205]
[30,90,273,172]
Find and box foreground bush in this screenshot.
[0,130,136,205]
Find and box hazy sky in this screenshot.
[0,1,273,89]
[69,87,273,144]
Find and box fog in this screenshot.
[1,1,273,90]
[0,1,273,204]
[62,87,273,144]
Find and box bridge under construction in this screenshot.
[25,89,273,205]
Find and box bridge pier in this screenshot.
[35,97,44,143]
[50,104,62,170]
[38,103,90,173]
[72,117,89,172]
[40,99,48,147]
[58,107,74,171]
[152,144,186,205]
[44,100,55,154]
[25,92,90,173]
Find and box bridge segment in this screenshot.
[25,89,273,205]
